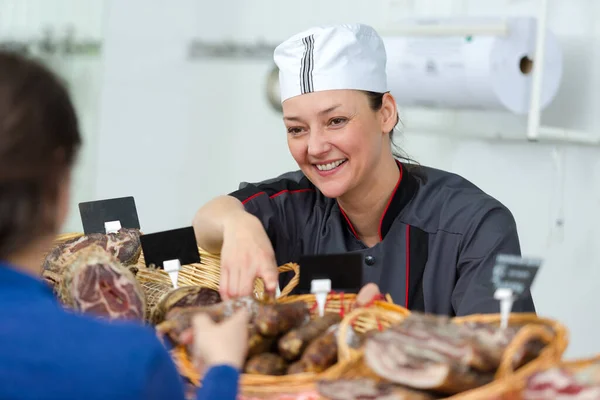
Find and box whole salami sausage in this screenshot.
[296,330,339,373]
[254,302,310,337]
[278,313,342,361]
[244,353,288,376]
[247,324,276,359]
[159,296,259,343]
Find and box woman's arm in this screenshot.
[192,194,279,298]
[452,206,536,316]
[192,195,248,254]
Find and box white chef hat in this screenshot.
[273,23,388,103]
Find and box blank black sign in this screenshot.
[79,196,140,234]
[297,253,364,294]
[491,254,541,298]
[139,227,201,269]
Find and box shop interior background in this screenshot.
[3,0,599,358]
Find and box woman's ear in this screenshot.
[380,92,398,135]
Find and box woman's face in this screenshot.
[282,90,396,199]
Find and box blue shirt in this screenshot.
[0,262,239,400]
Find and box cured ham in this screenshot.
[43,228,141,292]
[58,245,145,321]
[364,313,542,395]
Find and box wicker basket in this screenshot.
[167,293,411,396]
[51,232,299,300]
[318,309,569,400]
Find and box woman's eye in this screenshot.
[329,117,347,126]
[287,127,303,135]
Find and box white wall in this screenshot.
[0,0,106,234]
[93,0,600,358]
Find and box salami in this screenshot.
[287,360,310,375]
[278,313,342,361]
[159,296,259,342]
[151,286,221,325]
[294,330,339,373]
[248,324,276,359]
[43,228,141,292]
[244,353,288,376]
[58,245,146,321]
[254,302,310,337]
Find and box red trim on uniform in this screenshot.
[241,192,265,205]
[339,207,360,239]
[405,224,410,309]
[241,189,315,205]
[378,163,404,241]
[270,188,314,199]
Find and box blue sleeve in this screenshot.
[196,365,240,400]
[141,344,187,400]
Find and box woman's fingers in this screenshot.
[219,262,230,300]
[356,283,381,306]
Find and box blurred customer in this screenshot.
[0,51,242,400]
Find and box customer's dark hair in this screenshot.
[0,51,81,258]
[363,91,418,165]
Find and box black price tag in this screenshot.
[139,226,201,269]
[79,196,140,234]
[297,253,363,294]
[491,254,541,298]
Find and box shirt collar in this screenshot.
[339,160,418,241]
[0,261,56,298]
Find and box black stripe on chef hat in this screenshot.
[300,35,315,94]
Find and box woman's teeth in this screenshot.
[316,159,346,171]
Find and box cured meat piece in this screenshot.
[247,324,276,359]
[151,286,221,325]
[364,331,492,394]
[523,362,600,400]
[244,353,288,376]
[287,359,310,375]
[42,228,142,291]
[388,314,499,372]
[254,301,310,337]
[158,296,259,343]
[58,245,146,321]
[296,330,339,373]
[278,313,342,361]
[316,378,436,400]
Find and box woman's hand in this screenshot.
[219,211,279,299]
[356,283,382,306]
[189,308,250,371]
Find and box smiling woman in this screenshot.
[192,23,535,318]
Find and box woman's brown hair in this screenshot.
[0,51,81,258]
[364,91,419,166]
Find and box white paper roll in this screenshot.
[384,17,563,115]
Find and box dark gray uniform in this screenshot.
[229,161,535,317]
